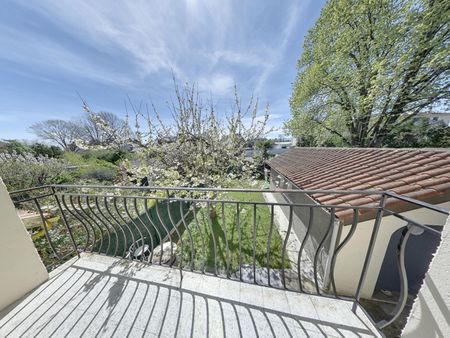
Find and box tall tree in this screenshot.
[30,120,80,151]
[286,0,449,147]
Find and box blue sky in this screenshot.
[0,0,325,141]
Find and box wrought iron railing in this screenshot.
[9,184,449,331]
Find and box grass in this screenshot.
[178,189,288,273]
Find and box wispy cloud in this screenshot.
[0,0,324,139]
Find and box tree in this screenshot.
[286,0,449,147]
[30,120,80,151]
[383,117,450,147]
[83,81,270,188]
[78,111,129,146]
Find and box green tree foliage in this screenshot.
[383,117,450,147]
[286,0,449,147]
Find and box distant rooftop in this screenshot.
[268,147,450,223]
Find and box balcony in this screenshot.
[1,184,448,337]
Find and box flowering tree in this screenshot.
[83,81,270,188]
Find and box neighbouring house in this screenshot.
[267,147,450,298]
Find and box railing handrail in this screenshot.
[49,184,386,196]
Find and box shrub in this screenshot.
[0,152,72,191]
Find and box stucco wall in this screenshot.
[0,179,48,311]
[333,202,450,299]
[402,215,450,337]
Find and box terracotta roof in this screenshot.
[267,148,450,224]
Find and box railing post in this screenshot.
[352,193,387,311]
[51,187,80,258]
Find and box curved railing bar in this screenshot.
[112,197,136,259]
[252,204,257,284]
[154,199,174,265]
[104,197,129,258]
[87,197,111,255]
[33,198,63,260]
[298,207,314,293]
[179,201,194,271]
[281,205,293,290]
[78,196,104,254]
[221,201,231,278]
[61,195,90,252]
[123,198,146,262]
[330,208,359,297]
[236,203,243,281]
[143,198,163,264]
[192,202,206,273]
[266,205,275,287]
[377,225,414,329]
[133,198,155,263]
[165,198,184,268]
[206,201,218,276]
[70,195,96,252]
[314,208,335,295]
[95,196,119,257]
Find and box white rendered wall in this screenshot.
[333,202,450,299]
[402,215,450,337]
[0,179,48,311]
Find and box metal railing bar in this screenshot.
[104,197,129,258]
[266,204,275,287]
[95,196,119,257]
[206,201,218,276]
[9,185,52,194]
[192,201,206,273]
[61,195,91,252]
[376,225,413,329]
[236,202,242,281]
[179,201,194,271]
[281,205,293,290]
[123,198,146,262]
[87,197,112,256]
[112,197,136,259]
[252,204,257,284]
[11,193,56,204]
[50,184,385,196]
[166,198,184,269]
[70,195,96,252]
[330,208,359,298]
[353,194,387,309]
[54,192,382,211]
[143,198,163,264]
[298,207,314,293]
[384,192,450,215]
[383,210,443,236]
[52,187,79,257]
[221,201,230,278]
[33,198,63,260]
[154,199,174,264]
[78,196,104,254]
[314,208,335,295]
[133,198,155,263]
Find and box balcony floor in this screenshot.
[0,253,381,337]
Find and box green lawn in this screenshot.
[178,190,288,273]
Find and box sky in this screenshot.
[0,0,326,141]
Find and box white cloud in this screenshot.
[254,2,306,95]
[198,73,235,96]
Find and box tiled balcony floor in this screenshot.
[0,253,381,337]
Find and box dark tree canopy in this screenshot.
[286,0,449,147]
